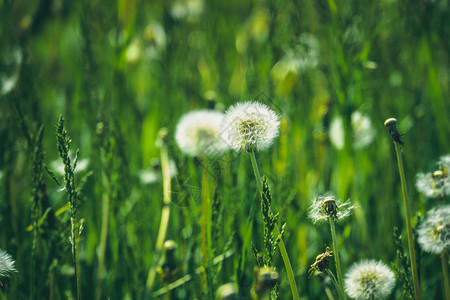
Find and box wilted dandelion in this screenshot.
[345,260,395,300]
[0,249,16,278]
[221,101,280,152]
[175,109,227,157]
[417,205,450,254]
[416,154,450,199]
[308,193,356,224]
[329,111,376,150]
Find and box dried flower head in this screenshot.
[221,101,280,152]
[345,260,395,300]
[308,194,356,224]
[175,110,227,157]
[0,249,16,278]
[417,205,450,254]
[309,247,333,277]
[416,154,450,199]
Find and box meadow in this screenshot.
[0,0,449,299]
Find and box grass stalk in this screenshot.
[326,269,345,300]
[145,129,172,294]
[95,149,110,300]
[442,252,450,300]
[393,142,421,300]
[201,157,215,299]
[329,218,345,299]
[249,151,300,300]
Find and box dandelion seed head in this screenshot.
[0,249,16,278]
[345,260,395,300]
[416,154,450,198]
[418,205,450,254]
[329,112,375,150]
[175,109,227,157]
[221,101,280,152]
[308,193,356,224]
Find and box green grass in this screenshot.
[0,0,449,299]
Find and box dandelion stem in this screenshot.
[329,218,345,299]
[145,129,172,294]
[393,141,421,300]
[442,252,450,300]
[326,269,345,300]
[249,151,300,300]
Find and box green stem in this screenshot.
[145,134,172,293]
[201,158,214,299]
[393,142,421,300]
[326,269,345,300]
[249,151,300,300]
[96,151,110,300]
[442,252,450,300]
[71,216,81,300]
[329,218,345,299]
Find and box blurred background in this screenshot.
[1,0,449,299]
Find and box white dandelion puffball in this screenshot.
[416,154,450,198]
[329,111,375,150]
[221,101,280,152]
[345,260,395,300]
[308,193,356,224]
[175,109,227,157]
[0,249,16,278]
[418,205,450,254]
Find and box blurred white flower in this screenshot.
[329,111,375,150]
[308,193,356,224]
[143,22,167,60]
[125,39,142,65]
[271,33,319,82]
[0,249,16,278]
[418,205,450,255]
[221,101,280,152]
[139,159,178,184]
[51,155,89,176]
[416,154,450,199]
[345,260,395,300]
[175,109,227,157]
[170,0,204,21]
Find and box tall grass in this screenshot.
[0,0,449,299]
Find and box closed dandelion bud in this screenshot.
[221,101,280,152]
[216,283,238,300]
[384,117,403,145]
[252,267,279,299]
[418,205,450,255]
[344,260,395,300]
